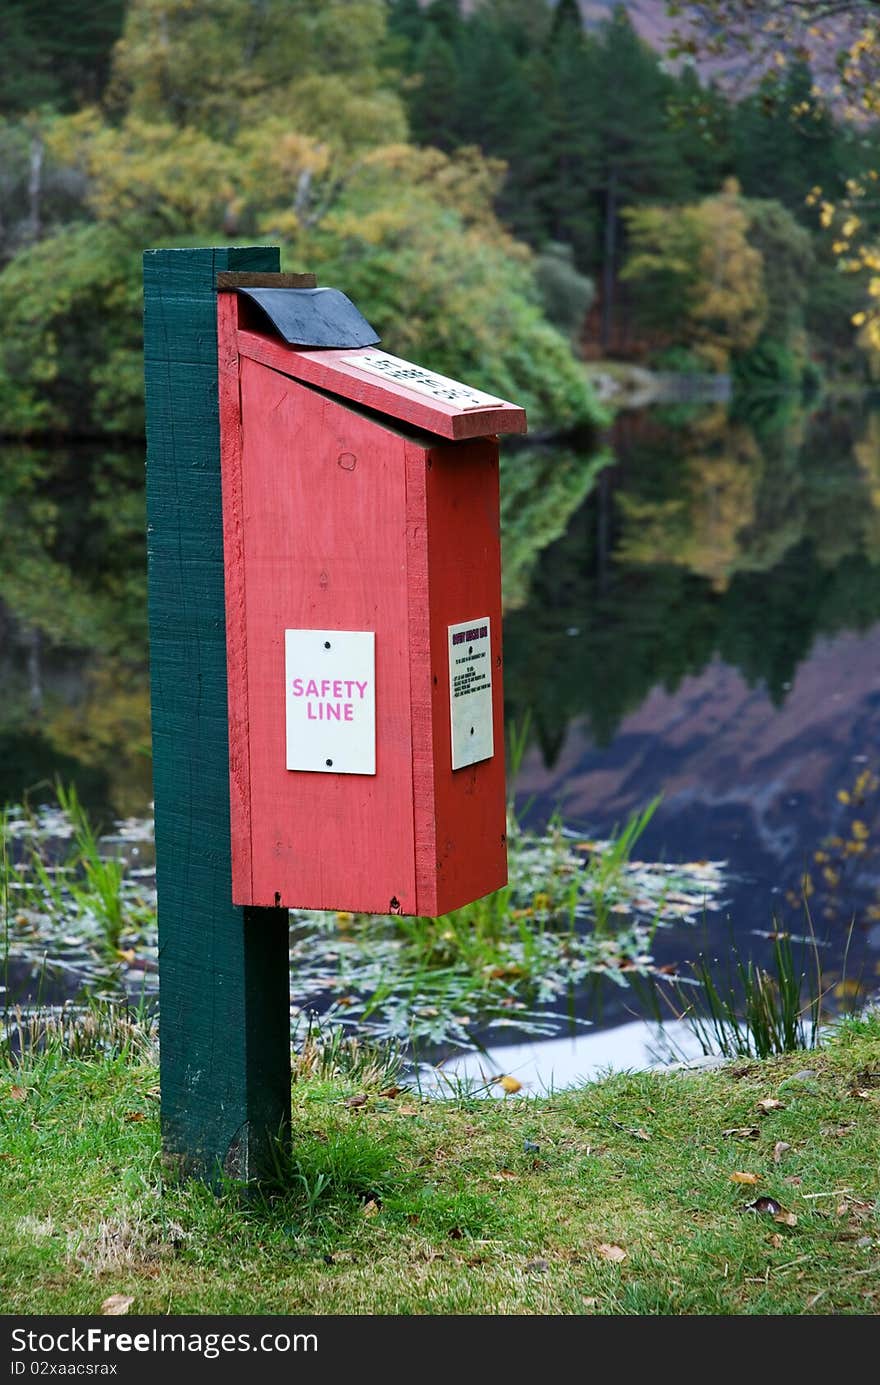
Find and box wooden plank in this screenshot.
[423,438,508,915]
[144,246,291,1184]
[232,361,418,914]
[217,271,317,289]
[236,330,528,441]
[403,440,440,916]
[217,290,253,905]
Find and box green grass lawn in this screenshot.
[1,1015,878,1315]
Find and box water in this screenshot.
[2,394,879,1081]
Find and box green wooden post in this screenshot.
[143,246,291,1183]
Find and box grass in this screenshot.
[1,1011,878,1314]
[637,921,830,1061]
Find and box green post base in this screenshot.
[143,247,291,1183]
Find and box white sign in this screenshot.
[448,617,494,771]
[285,629,375,775]
[344,351,503,411]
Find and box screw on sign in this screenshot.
[143,249,526,1182]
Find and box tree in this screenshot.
[623,180,767,368]
[731,60,843,217]
[578,7,692,348]
[407,26,461,149]
[0,0,126,116]
[667,2,880,358]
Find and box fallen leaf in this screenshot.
[757,1098,785,1113]
[491,1169,518,1181]
[101,1295,133,1316]
[744,1197,782,1216]
[525,1258,549,1274]
[117,948,137,963]
[497,1075,522,1095]
[773,1141,791,1163]
[362,1200,379,1218]
[582,1296,600,1308]
[397,1105,420,1117]
[722,1127,760,1141]
[773,1210,798,1227]
[9,1086,27,1101]
[124,1112,146,1123]
[378,1086,401,1099]
[851,1089,872,1100]
[345,1094,368,1109]
[731,1171,761,1185]
[597,1243,627,1263]
[769,1234,784,1249]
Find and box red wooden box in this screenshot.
[217,281,526,917]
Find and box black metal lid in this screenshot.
[238,286,380,349]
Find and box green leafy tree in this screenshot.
[623,180,767,368]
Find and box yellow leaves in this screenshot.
[773,1210,798,1227]
[497,1075,522,1095]
[834,979,862,1000]
[851,820,869,841]
[852,312,867,327]
[49,111,236,232]
[819,202,835,229]
[757,1098,785,1114]
[731,1171,761,1185]
[843,217,862,239]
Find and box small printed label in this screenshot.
[285,629,375,774]
[343,350,503,410]
[448,617,494,771]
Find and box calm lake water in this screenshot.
[3,391,880,1076]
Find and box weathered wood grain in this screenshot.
[216,271,317,289]
[144,247,291,1184]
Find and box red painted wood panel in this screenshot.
[403,444,438,914]
[236,330,527,441]
[416,437,508,916]
[236,357,418,913]
[217,291,254,902]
